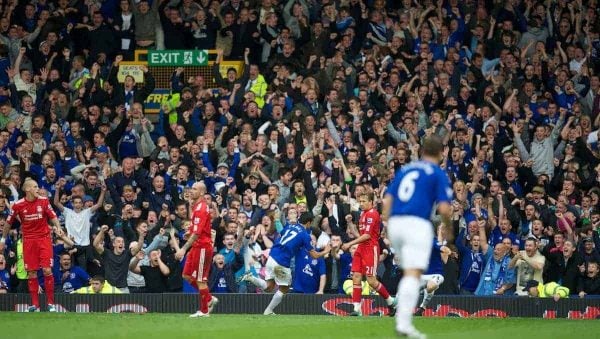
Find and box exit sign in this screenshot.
[147,50,208,66]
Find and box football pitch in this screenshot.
[0,313,593,339]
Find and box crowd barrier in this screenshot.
[1,294,600,318]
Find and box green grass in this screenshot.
[0,313,592,339]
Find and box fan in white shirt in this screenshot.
[53,178,106,246]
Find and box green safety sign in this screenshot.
[147,50,209,66]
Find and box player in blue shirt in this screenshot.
[414,236,451,316]
[383,136,452,339]
[240,212,330,315]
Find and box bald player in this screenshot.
[176,182,218,317]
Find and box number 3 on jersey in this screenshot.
[398,171,419,202]
[280,229,298,245]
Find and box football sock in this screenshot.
[352,285,362,312]
[396,276,419,331]
[199,288,210,313]
[248,276,268,290]
[265,290,284,314]
[27,277,40,308]
[375,282,393,305]
[44,275,55,305]
[420,289,431,308]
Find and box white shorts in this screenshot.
[264,256,292,286]
[420,274,445,289]
[387,216,434,270]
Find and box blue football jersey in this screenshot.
[387,160,452,219]
[269,223,313,268]
[425,240,445,275]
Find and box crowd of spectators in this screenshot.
[0,0,599,298]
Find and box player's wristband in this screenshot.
[0,237,5,244]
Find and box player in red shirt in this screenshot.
[0,178,61,312]
[175,182,218,317]
[341,193,396,316]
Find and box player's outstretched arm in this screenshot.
[341,234,371,252]
[309,244,331,259]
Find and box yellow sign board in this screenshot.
[117,62,145,83]
[217,62,244,79]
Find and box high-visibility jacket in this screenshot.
[73,281,122,294]
[536,282,570,298]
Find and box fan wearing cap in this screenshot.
[201,138,240,194]
[239,212,330,315]
[525,279,569,301]
[244,171,267,196]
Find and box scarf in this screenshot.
[485,254,511,292]
[369,22,387,42]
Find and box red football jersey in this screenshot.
[358,208,381,248]
[7,197,57,240]
[189,200,212,248]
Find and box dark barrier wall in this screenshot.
[2,294,600,318]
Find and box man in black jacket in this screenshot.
[85,12,116,62]
[578,261,600,297]
[323,233,352,294]
[213,48,249,92]
[108,56,155,111]
[545,240,584,293]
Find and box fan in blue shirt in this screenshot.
[292,234,326,294]
[57,252,90,293]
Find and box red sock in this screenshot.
[44,275,55,304]
[376,282,391,299]
[27,277,40,308]
[352,285,362,304]
[199,288,210,313]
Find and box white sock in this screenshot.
[385,296,394,306]
[353,302,361,312]
[264,290,284,314]
[396,276,420,331]
[248,276,268,290]
[420,289,433,309]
